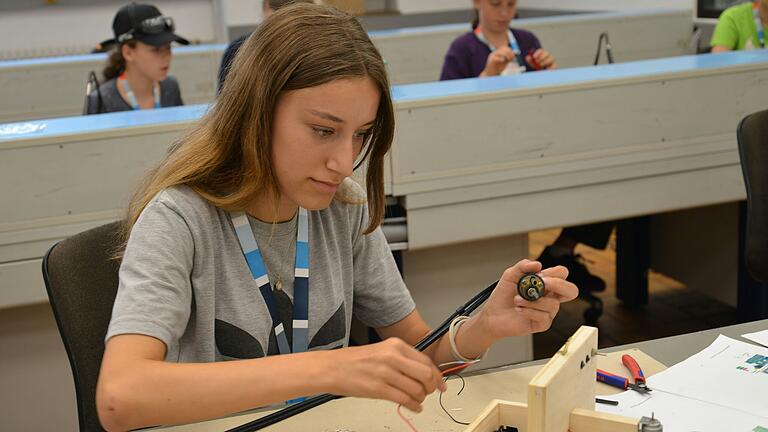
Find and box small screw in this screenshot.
[518,273,546,301]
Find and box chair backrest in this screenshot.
[737,109,768,283]
[42,221,123,432]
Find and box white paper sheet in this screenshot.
[743,328,768,348]
[597,390,768,432]
[651,335,768,414]
[596,335,768,431]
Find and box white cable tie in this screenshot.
[448,315,488,363]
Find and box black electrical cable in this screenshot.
[439,373,470,425]
[593,32,614,66]
[225,280,501,432]
[83,71,104,114]
[93,71,105,114]
[415,280,498,352]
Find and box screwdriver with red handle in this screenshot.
[596,354,652,394]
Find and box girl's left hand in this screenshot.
[475,259,578,343]
[526,49,557,70]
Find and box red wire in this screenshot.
[396,404,419,432]
[441,363,472,376]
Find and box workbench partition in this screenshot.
[0,9,693,123]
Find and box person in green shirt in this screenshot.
[711,0,768,52]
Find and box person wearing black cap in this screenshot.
[85,3,190,114]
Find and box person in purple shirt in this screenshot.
[440,0,556,80]
[440,0,609,295]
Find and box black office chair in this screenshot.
[737,110,768,320]
[738,110,768,283]
[42,222,122,432]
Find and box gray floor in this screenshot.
[0,303,78,432]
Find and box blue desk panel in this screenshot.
[2,51,766,141]
[392,51,768,103]
[0,105,209,141]
[0,44,227,70]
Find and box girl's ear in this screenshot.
[121,43,135,63]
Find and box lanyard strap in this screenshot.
[474,26,524,67]
[119,74,161,110]
[755,2,766,49]
[230,209,310,355]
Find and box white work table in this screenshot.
[147,319,768,432]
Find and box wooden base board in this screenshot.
[465,326,643,432]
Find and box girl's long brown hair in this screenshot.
[102,41,136,81]
[116,3,394,257]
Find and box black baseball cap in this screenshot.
[101,3,190,47]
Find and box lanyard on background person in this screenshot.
[474,26,526,73]
[230,209,310,356]
[119,74,161,110]
[754,2,766,49]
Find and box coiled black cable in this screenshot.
[593,32,614,66]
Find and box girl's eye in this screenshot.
[313,127,333,138]
[354,129,372,140]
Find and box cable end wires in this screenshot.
[398,359,480,431]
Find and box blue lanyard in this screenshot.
[754,3,766,49]
[507,30,522,57]
[119,74,161,110]
[230,209,310,355]
[474,27,524,68]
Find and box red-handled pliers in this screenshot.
[596,354,652,394]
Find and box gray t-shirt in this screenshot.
[85,76,184,115]
[106,181,415,362]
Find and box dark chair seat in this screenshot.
[42,221,122,432]
[738,110,768,283]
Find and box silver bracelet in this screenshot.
[448,315,488,363]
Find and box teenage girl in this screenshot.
[440,0,556,80]
[96,4,577,431]
[86,3,187,114]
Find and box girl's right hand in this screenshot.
[326,337,446,413]
[480,46,516,77]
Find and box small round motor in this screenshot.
[639,414,663,432]
[517,273,546,301]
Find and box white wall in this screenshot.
[523,0,693,11]
[392,0,694,14]
[218,0,263,28]
[391,0,468,14]
[0,0,697,59]
[0,0,218,60]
